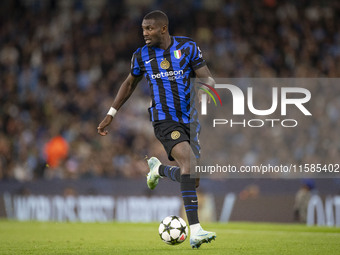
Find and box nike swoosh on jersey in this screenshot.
[145,58,155,64]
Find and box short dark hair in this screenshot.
[143,10,168,26]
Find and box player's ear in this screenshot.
[161,25,167,34]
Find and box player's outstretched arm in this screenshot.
[97,74,143,136]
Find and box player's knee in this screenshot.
[175,156,194,175]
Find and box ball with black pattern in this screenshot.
[158,215,188,245]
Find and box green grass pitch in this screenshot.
[1,220,339,255]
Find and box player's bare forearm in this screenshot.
[195,65,213,79]
[97,74,143,136]
[194,66,215,103]
[111,74,143,110]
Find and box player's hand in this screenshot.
[97,115,113,136]
[198,86,211,104]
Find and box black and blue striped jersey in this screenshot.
[130,36,206,124]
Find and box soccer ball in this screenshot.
[158,215,188,245]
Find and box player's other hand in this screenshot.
[198,86,211,104]
[97,115,113,136]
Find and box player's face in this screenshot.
[142,19,163,47]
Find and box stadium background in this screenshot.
[0,0,339,225]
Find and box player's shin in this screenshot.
[180,174,200,229]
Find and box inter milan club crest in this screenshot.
[171,131,181,140]
[173,50,182,59]
[160,58,170,69]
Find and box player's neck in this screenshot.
[159,35,171,50]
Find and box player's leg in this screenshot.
[147,159,197,186]
[158,164,181,182]
[147,120,201,186]
[146,158,191,187]
[147,159,198,185]
[146,121,216,248]
[170,141,198,223]
[147,121,184,188]
[170,142,216,249]
[146,156,182,189]
[146,158,184,188]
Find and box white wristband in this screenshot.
[107,107,117,117]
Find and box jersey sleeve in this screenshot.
[190,42,206,70]
[130,49,143,77]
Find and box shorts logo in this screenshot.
[160,58,170,69]
[171,131,181,140]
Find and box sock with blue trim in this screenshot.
[159,165,181,182]
[180,174,199,225]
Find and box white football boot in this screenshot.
[190,227,216,249]
[146,157,162,190]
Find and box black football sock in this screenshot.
[159,165,181,182]
[180,174,199,225]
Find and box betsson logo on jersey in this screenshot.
[151,58,184,80]
[151,70,184,80]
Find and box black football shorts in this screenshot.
[153,120,201,161]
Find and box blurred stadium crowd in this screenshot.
[1,0,340,181]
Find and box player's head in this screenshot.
[142,10,169,47]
